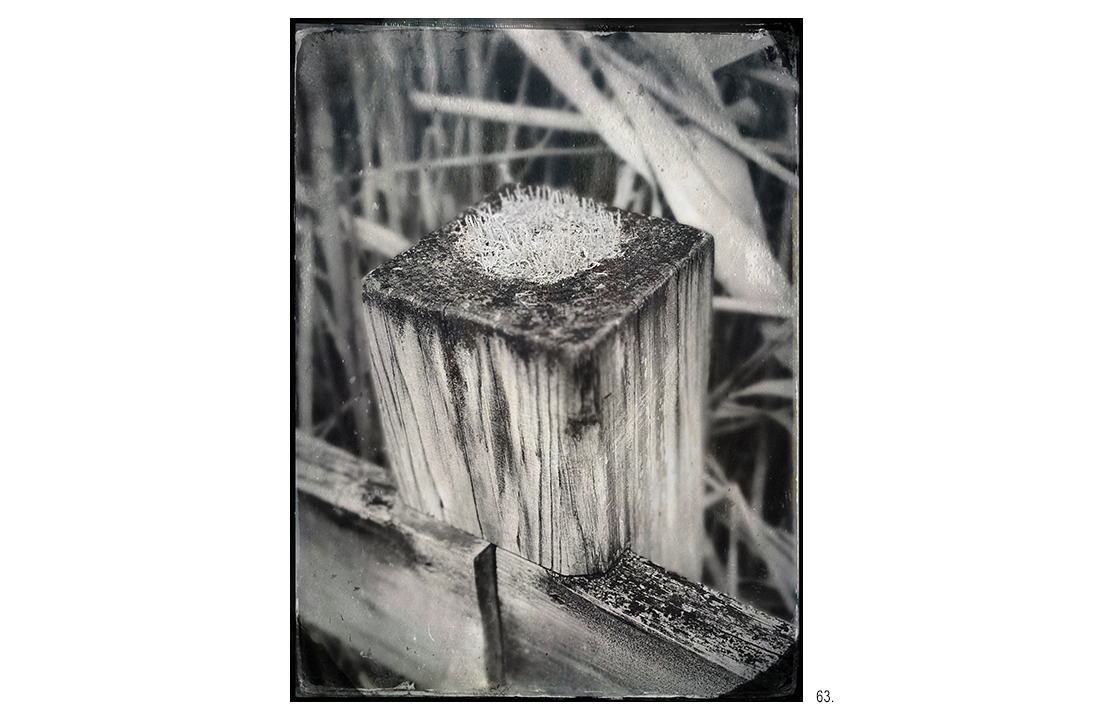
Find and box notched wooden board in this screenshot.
[494,546,796,697]
[561,552,796,688]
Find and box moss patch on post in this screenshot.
[454,186,627,284]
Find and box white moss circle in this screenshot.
[454,187,625,284]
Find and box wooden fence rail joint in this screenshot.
[295,431,796,697]
[473,543,506,687]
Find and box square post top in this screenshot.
[363,184,712,360]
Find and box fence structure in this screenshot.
[295,431,797,697]
[294,187,797,697]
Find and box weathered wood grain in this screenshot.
[295,429,396,509]
[493,546,795,697]
[294,432,797,697]
[295,431,493,691]
[361,185,713,578]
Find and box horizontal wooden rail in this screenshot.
[294,431,797,697]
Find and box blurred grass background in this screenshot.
[293,22,800,623]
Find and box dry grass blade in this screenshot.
[301,72,344,441]
[711,402,793,435]
[352,217,414,259]
[689,32,775,70]
[311,395,360,439]
[594,52,790,305]
[505,29,655,184]
[713,296,794,318]
[705,460,795,567]
[409,90,595,133]
[315,296,354,372]
[748,66,800,94]
[363,146,609,178]
[683,124,767,239]
[504,55,532,161]
[706,456,797,616]
[466,31,485,200]
[297,216,315,433]
[349,52,380,227]
[729,378,796,401]
[749,427,769,556]
[748,137,799,164]
[709,319,794,403]
[302,55,382,459]
[611,162,640,211]
[630,32,723,106]
[726,509,739,597]
[590,40,799,189]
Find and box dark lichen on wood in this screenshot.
[362,185,713,578]
[363,185,711,359]
[561,551,795,681]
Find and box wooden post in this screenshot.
[362,185,712,578]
